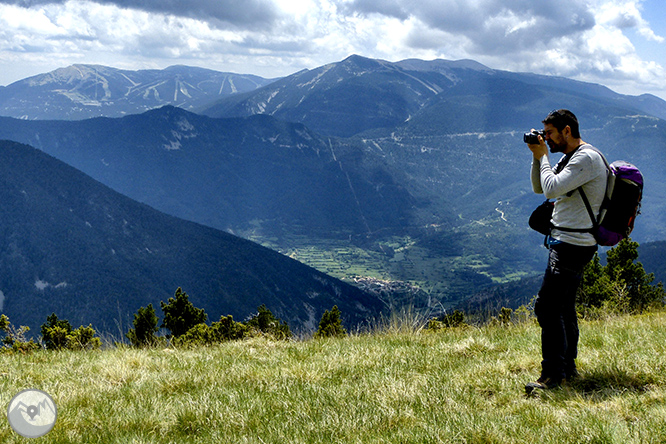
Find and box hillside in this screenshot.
[0,64,275,120]
[0,140,383,333]
[2,312,666,443]
[0,106,417,238]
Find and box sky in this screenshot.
[0,0,665,100]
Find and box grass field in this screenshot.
[2,311,666,443]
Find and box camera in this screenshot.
[523,130,544,144]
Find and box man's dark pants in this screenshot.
[534,241,597,381]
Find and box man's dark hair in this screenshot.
[542,109,581,139]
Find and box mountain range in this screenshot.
[0,64,274,120]
[0,140,382,334]
[200,55,666,137]
[0,106,415,238]
[0,55,665,320]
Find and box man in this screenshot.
[525,109,607,393]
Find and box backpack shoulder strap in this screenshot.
[578,144,611,170]
[555,144,608,234]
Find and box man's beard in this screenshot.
[548,140,566,153]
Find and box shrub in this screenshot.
[578,239,665,316]
[441,310,466,328]
[499,307,513,326]
[66,325,101,350]
[211,315,250,341]
[160,288,207,338]
[245,305,292,340]
[126,304,159,347]
[174,315,250,347]
[40,313,101,350]
[314,306,347,339]
[0,315,39,353]
[41,313,73,350]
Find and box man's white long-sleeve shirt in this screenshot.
[531,144,608,246]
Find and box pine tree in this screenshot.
[160,288,207,338]
[314,306,347,338]
[126,304,159,347]
[40,313,73,350]
[578,239,665,313]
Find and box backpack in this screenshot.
[578,157,643,246]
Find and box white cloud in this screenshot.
[595,0,664,42]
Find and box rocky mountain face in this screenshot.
[0,140,383,333]
[0,64,275,120]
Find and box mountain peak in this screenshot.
[0,65,275,120]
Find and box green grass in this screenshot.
[3,312,666,443]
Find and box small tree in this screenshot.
[0,315,39,353]
[578,239,665,314]
[245,305,291,340]
[41,313,73,350]
[40,313,101,350]
[160,288,207,338]
[126,304,159,347]
[314,306,347,339]
[66,325,101,350]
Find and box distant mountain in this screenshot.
[201,55,457,138]
[201,54,666,137]
[0,106,418,238]
[0,140,383,333]
[200,56,666,241]
[0,65,276,120]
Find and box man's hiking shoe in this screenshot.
[525,377,562,394]
[566,368,580,380]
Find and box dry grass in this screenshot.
[2,312,666,443]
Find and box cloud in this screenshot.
[0,0,663,100]
[0,0,280,28]
[332,0,665,97]
[595,0,664,42]
[340,0,596,54]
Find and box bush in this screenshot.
[40,313,101,350]
[175,315,250,347]
[160,288,207,338]
[41,313,73,350]
[126,304,159,347]
[0,315,39,353]
[314,306,347,339]
[245,305,292,340]
[578,239,665,316]
[66,325,101,350]
[211,315,250,341]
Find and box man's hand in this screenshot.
[527,134,548,160]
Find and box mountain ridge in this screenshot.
[0,64,276,120]
[201,55,666,137]
[0,139,383,333]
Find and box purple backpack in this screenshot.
[580,159,644,246]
